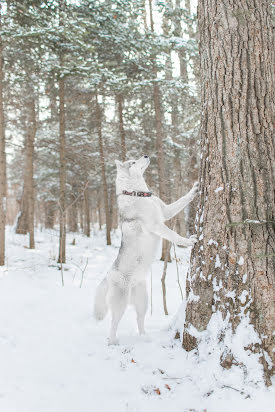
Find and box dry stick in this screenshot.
[80,258,88,288]
[161,217,178,315]
[150,268,153,315]
[173,243,184,300]
[161,241,171,315]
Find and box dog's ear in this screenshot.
[115,160,123,168]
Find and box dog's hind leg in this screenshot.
[131,281,148,335]
[108,284,129,345]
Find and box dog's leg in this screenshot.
[162,182,199,221]
[149,223,197,247]
[108,284,128,345]
[131,281,148,335]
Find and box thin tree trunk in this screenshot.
[117,94,126,161]
[97,190,102,230]
[27,96,36,249]
[68,192,78,232]
[84,186,90,237]
[16,94,36,246]
[96,93,111,245]
[0,6,6,266]
[149,0,169,261]
[182,0,275,386]
[57,72,66,264]
[44,200,55,229]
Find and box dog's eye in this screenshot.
[132,162,136,165]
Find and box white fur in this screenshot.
[94,156,198,344]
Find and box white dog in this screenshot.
[94,155,198,344]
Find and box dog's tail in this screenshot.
[94,277,109,320]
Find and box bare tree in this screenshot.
[57,0,66,263]
[117,93,126,161]
[95,93,111,245]
[149,0,170,261]
[182,0,275,385]
[0,4,6,266]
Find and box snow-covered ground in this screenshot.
[0,227,274,412]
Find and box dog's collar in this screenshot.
[120,190,152,198]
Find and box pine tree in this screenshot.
[182,0,275,386]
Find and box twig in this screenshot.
[173,243,184,300]
[150,268,153,315]
[80,258,89,288]
[161,242,171,315]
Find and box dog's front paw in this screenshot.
[192,181,199,195]
[189,234,198,245]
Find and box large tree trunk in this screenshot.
[96,94,111,245]
[0,7,6,266]
[57,72,66,264]
[117,94,126,161]
[182,0,275,386]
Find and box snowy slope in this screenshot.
[0,228,273,412]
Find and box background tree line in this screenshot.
[0,0,200,265]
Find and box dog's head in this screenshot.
[115,155,150,180]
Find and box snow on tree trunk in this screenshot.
[182,0,275,385]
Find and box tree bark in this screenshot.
[96,94,111,245]
[68,192,78,233]
[27,96,36,249]
[84,186,90,237]
[117,94,126,161]
[149,0,169,261]
[57,72,66,263]
[44,200,55,229]
[15,94,36,248]
[182,0,275,386]
[0,6,6,266]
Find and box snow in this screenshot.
[215,254,221,268]
[208,239,218,247]
[239,290,249,304]
[0,227,274,412]
[214,186,224,193]
[238,256,244,266]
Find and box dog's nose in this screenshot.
[144,155,149,158]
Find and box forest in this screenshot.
[0,1,274,411]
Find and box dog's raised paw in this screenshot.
[192,181,199,193]
[189,235,198,245]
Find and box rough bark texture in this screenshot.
[182,0,275,385]
[96,94,111,245]
[0,10,6,266]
